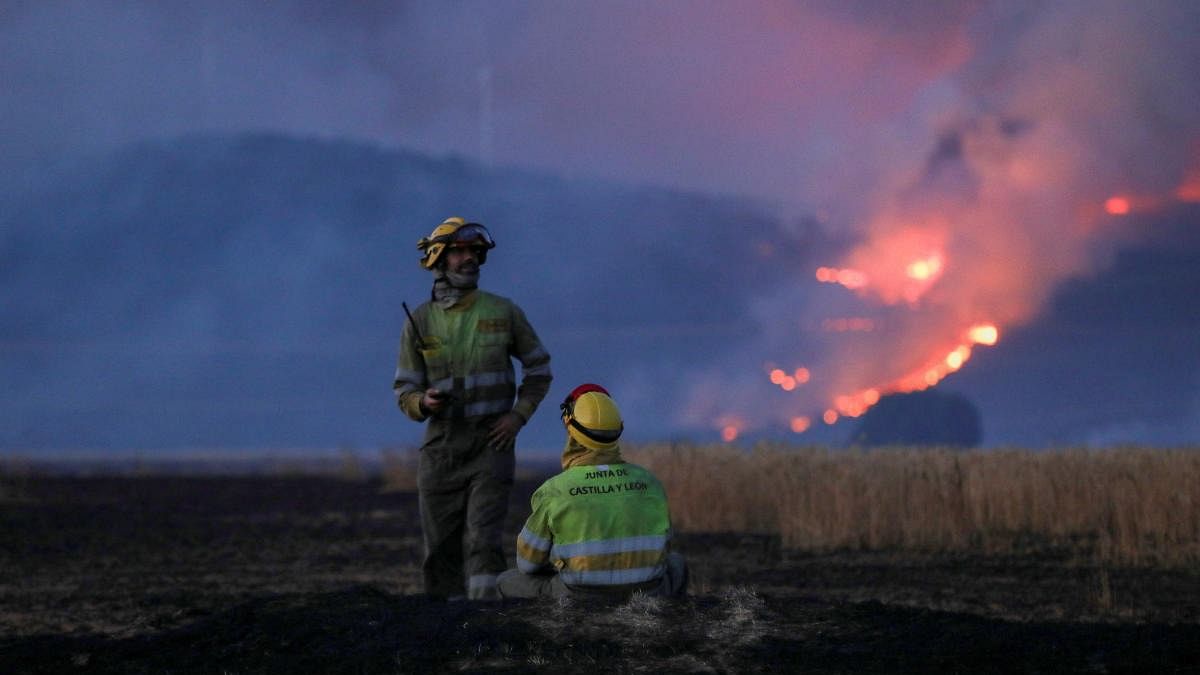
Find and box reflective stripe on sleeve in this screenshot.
[516,525,552,572]
[522,362,552,378]
[517,526,551,553]
[519,345,550,364]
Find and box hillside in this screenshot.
[2,133,1198,452]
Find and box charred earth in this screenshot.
[2,471,1197,673]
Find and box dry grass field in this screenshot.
[628,444,1200,566]
[1,445,1198,673]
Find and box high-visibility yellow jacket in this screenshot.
[394,290,552,422]
[516,458,672,588]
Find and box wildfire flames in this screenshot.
[717,179,1197,441]
[779,223,1008,434]
[710,155,1200,441]
[696,3,1200,444]
[813,322,1000,423]
[1102,166,1200,217]
[725,218,1010,440]
[805,221,1004,428]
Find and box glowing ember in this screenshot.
[790,416,811,433]
[834,395,852,415]
[945,345,971,370]
[1105,196,1131,215]
[968,323,999,346]
[905,254,943,281]
[768,365,808,391]
[822,410,838,425]
[721,425,739,442]
[815,266,868,290]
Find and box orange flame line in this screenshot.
[825,323,1000,421]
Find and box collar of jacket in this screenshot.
[561,435,624,469]
[432,286,480,311]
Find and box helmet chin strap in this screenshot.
[567,417,624,444]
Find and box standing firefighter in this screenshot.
[394,216,553,600]
[497,384,688,599]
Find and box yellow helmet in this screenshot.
[417,216,496,269]
[560,385,623,450]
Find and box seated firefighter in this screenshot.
[497,384,687,599]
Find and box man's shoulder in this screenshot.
[536,470,570,492]
[533,467,583,496]
[476,290,519,308]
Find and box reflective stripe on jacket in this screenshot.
[515,461,671,587]
[394,290,552,422]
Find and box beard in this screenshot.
[445,266,479,288]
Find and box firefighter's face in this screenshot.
[444,246,481,275]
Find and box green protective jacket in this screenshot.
[393,290,552,423]
[515,459,672,587]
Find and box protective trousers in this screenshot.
[417,416,515,599]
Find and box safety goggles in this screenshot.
[433,223,495,249]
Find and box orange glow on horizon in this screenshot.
[721,425,738,442]
[818,322,1001,427]
[790,416,811,433]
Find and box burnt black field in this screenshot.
[2,472,1198,673]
